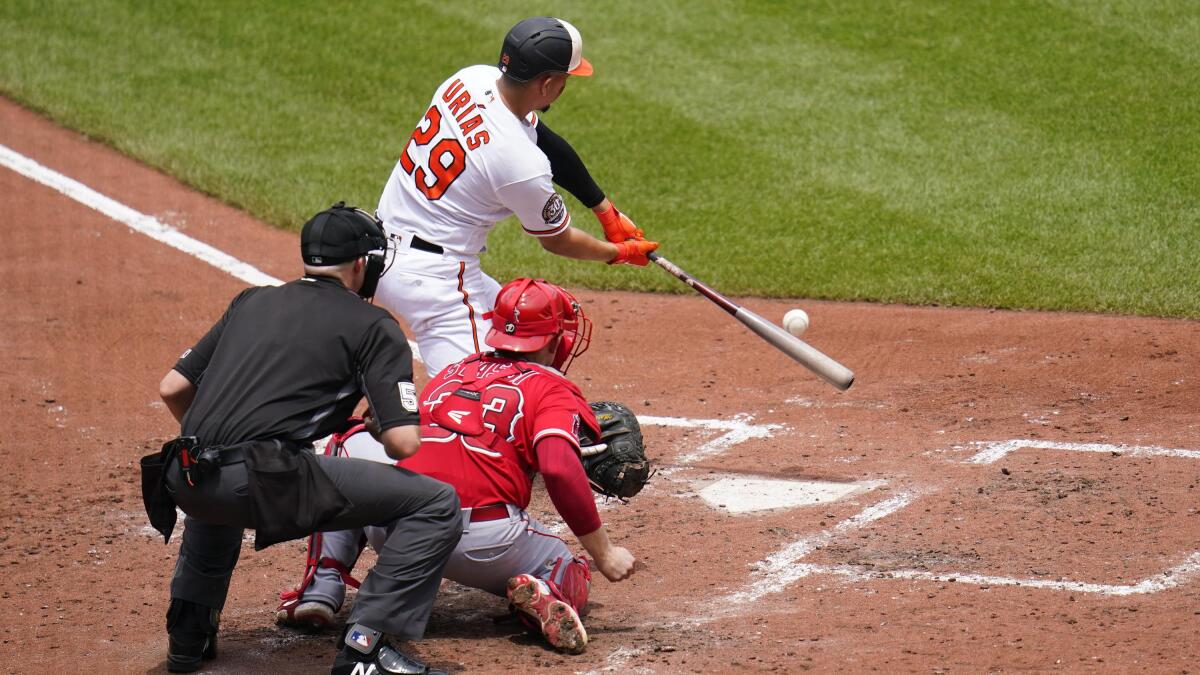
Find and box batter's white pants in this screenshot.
[374,232,501,377]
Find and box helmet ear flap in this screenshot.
[552,332,575,370]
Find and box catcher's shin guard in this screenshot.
[277,423,367,629]
[275,530,364,629]
[550,555,592,615]
[166,599,219,673]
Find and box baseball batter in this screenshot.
[372,16,658,376]
[282,278,638,653]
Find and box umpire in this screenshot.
[146,203,460,674]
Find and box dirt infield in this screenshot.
[2,96,1198,673]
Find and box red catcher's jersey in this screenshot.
[401,354,598,509]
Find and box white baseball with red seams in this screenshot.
[784,308,809,337]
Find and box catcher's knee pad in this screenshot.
[549,555,591,614]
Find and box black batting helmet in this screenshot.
[498,17,593,82]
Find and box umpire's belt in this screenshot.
[204,445,247,466]
[390,232,444,255]
[173,438,248,488]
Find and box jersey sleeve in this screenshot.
[495,176,572,238]
[525,381,590,459]
[172,287,257,384]
[356,316,421,430]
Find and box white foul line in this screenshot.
[968,439,1200,464]
[0,143,282,288]
[578,646,653,675]
[0,144,429,364]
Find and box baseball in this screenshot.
[783,308,809,337]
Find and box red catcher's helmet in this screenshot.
[485,277,592,372]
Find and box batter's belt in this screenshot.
[386,230,482,261]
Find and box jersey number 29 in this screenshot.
[399,106,465,201]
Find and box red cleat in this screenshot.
[506,574,588,654]
[275,588,335,630]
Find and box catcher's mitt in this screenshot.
[579,401,652,500]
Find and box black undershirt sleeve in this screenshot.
[357,316,421,431]
[535,121,606,209]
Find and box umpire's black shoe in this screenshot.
[166,598,219,673]
[331,623,446,675]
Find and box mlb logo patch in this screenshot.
[350,629,372,649]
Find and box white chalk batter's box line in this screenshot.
[711,438,1200,611]
[963,438,1200,463]
[637,414,783,466]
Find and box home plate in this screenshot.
[697,476,881,513]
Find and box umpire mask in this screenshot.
[359,249,386,299]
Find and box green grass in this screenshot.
[2,1,1197,316]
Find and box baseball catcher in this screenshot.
[278,278,648,654]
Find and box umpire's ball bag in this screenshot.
[140,442,179,544]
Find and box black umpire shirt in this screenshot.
[172,275,419,447]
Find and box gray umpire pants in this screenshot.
[166,453,461,640]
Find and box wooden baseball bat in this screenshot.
[647,252,855,391]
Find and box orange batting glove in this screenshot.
[609,239,659,266]
[594,204,645,243]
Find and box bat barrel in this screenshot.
[736,308,855,390]
[649,252,855,390]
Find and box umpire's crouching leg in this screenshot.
[313,455,462,640]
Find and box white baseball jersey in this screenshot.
[377,65,571,255]
[373,65,576,377]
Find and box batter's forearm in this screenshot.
[538,227,619,262]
